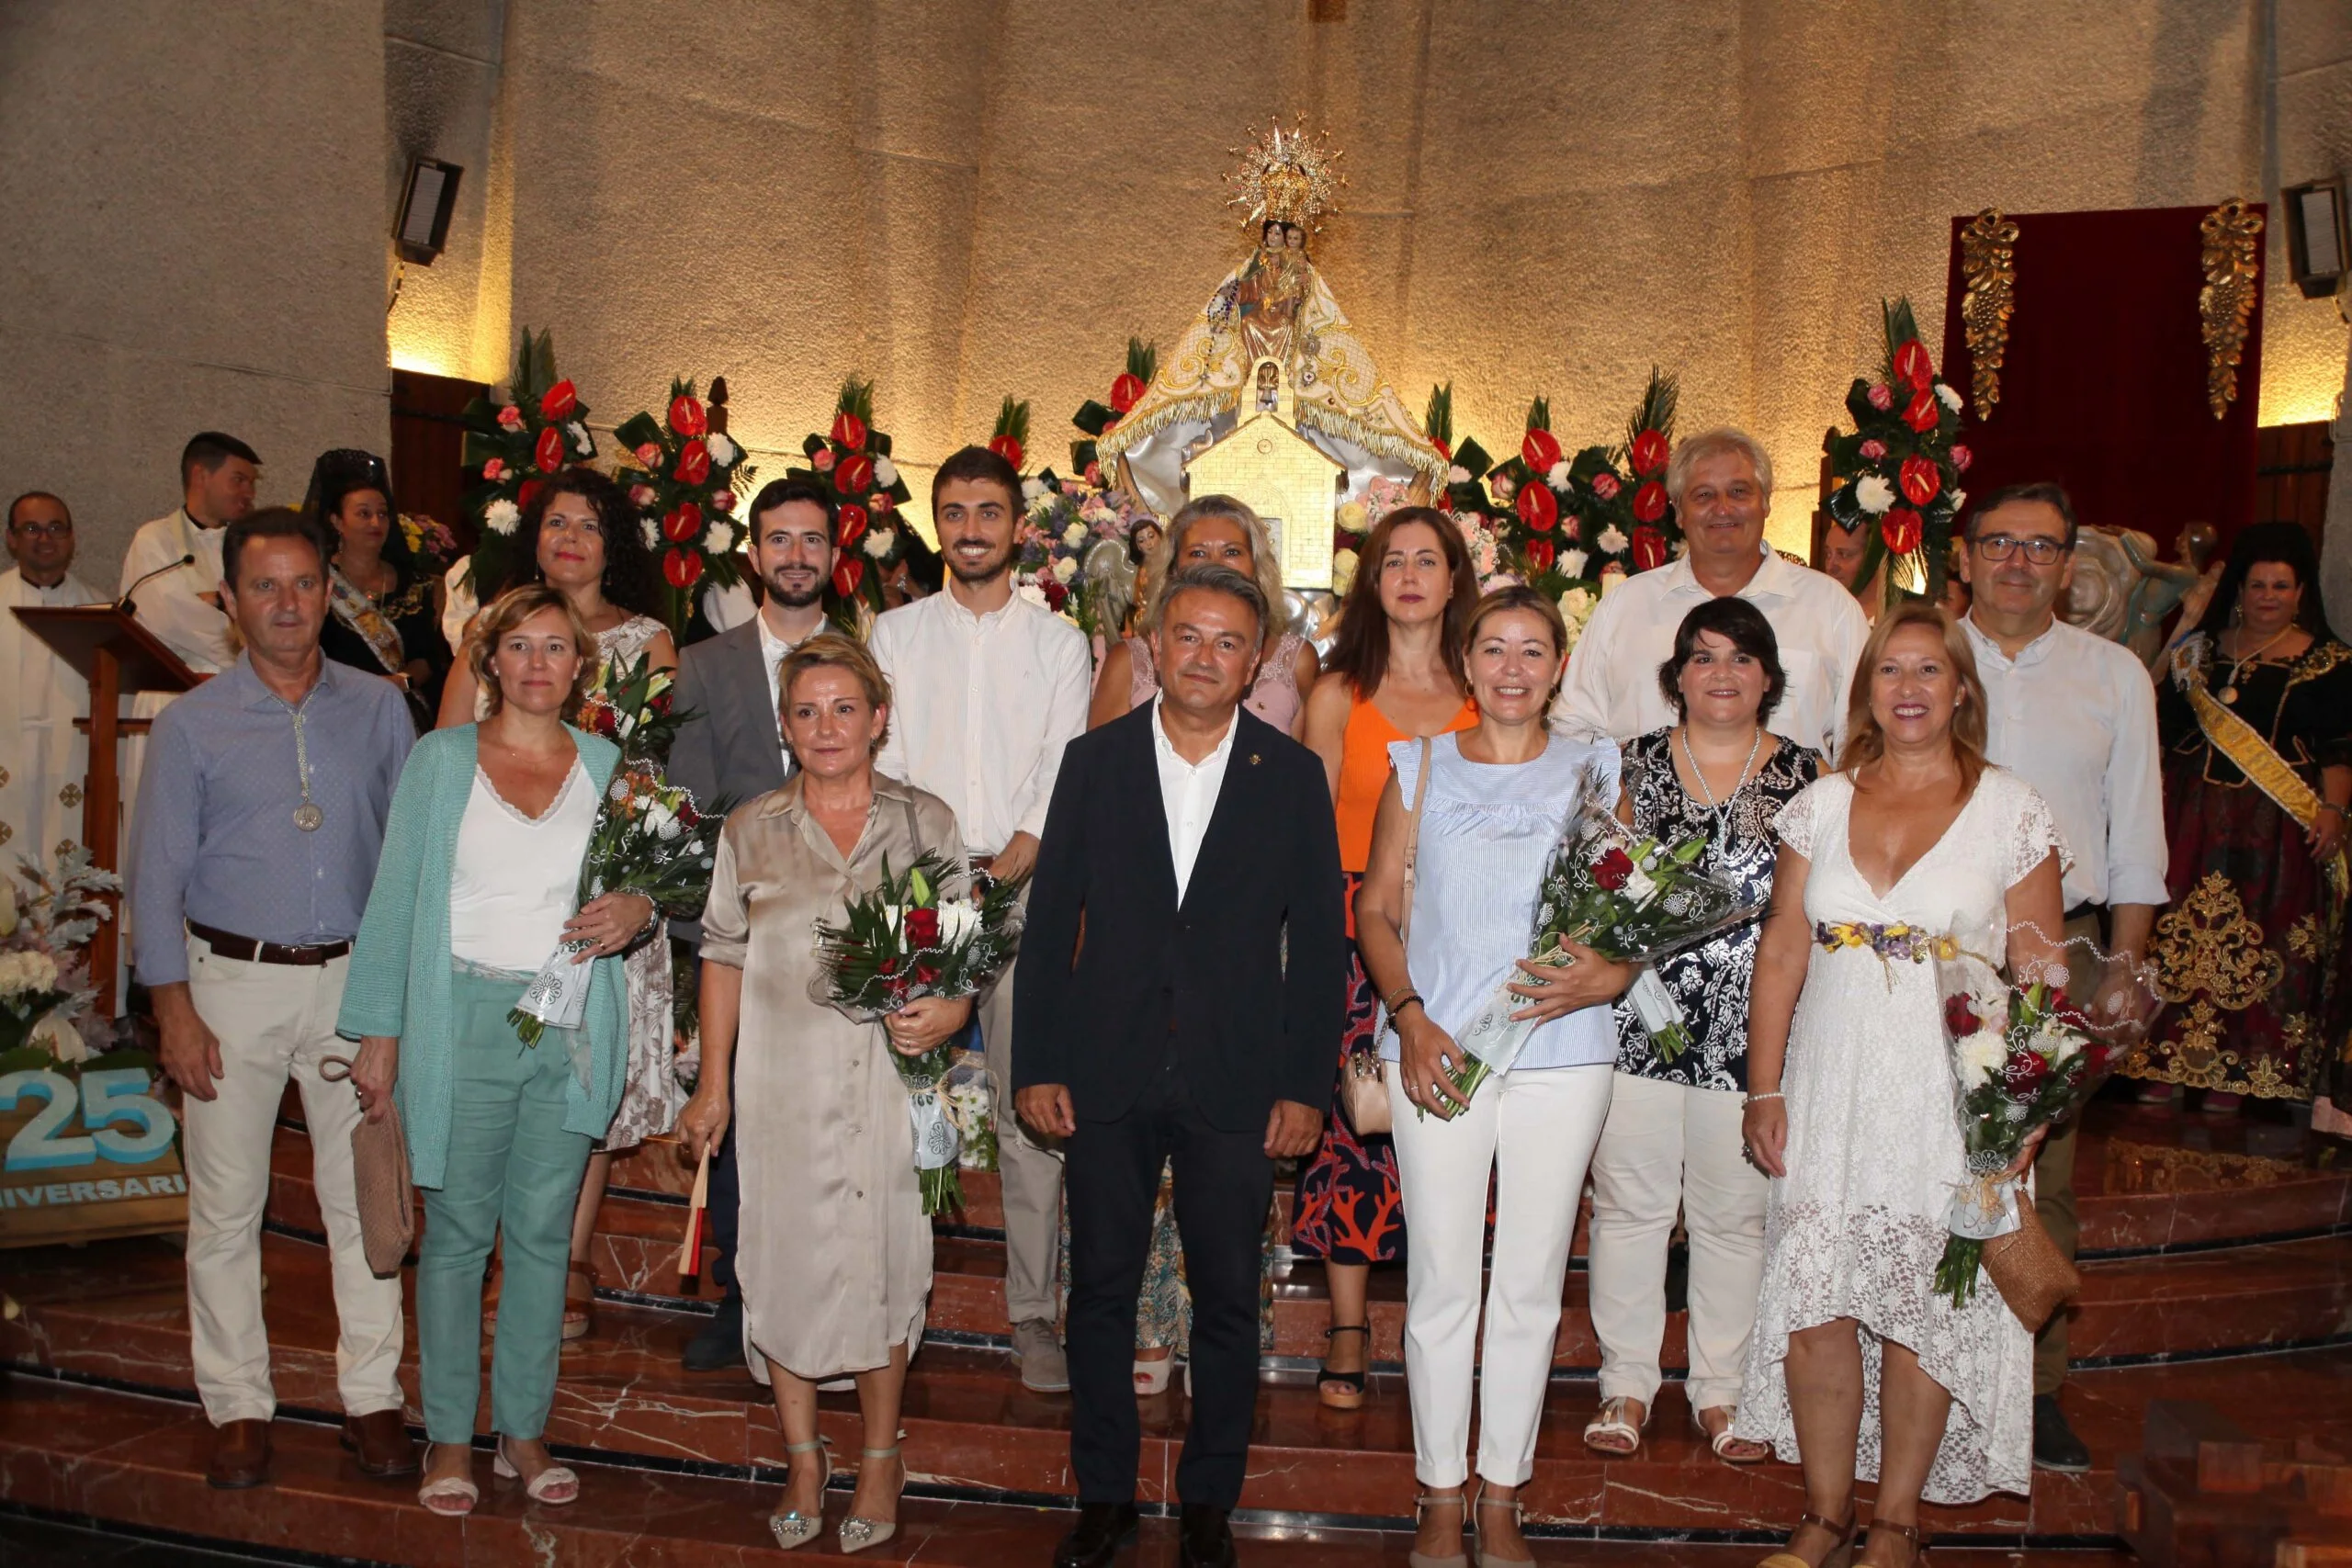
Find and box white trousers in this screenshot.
[979,949,1064,1326]
[1586,1070,1769,1414]
[1387,1059,1612,1488]
[180,942,405,1424]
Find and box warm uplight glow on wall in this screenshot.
[390,345,461,378]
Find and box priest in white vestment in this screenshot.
[119,432,260,676]
[1,491,108,863]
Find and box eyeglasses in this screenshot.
[1973,533,2068,565]
[9,522,69,539]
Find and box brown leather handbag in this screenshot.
[1340,739,1435,1138]
[320,1055,415,1277]
[1984,1190,2079,1333]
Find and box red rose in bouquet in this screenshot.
[1629,429,1669,477]
[1898,455,1941,506]
[837,454,875,495]
[1882,508,1924,556]
[663,502,702,542]
[1517,483,1557,532]
[1893,339,1934,391]
[669,394,707,437]
[831,410,868,451]
[904,906,942,948]
[1632,525,1668,571]
[837,502,870,547]
[1943,993,1982,1038]
[988,434,1025,469]
[1110,372,1147,414]
[534,425,565,473]
[674,439,711,486]
[540,379,579,421]
[1633,480,1668,524]
[663,547,704,588]
[1593,847,1634,890]
[1521,427,1562,473]
[2002,1048,2052,1097]
[1902,389,1939,433]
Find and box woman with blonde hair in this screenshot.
[341,583,653,1516]
[1736,601,2067,1567]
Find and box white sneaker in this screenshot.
[1012,1318,1070,1393]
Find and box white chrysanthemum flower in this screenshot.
[1052,556,1079,583]
[1021,478,1047,503]
[1560,547,1589,581]
[1447,465,1471,486]
[0,949,58,996]
[863,526,899,559]
[639,517,661,549]
[1017,580,1048,609]
[1597,525,1629,555]
[706,431,738,467]
[568,421,593,456]
[1935,382,1963,412]
[1546,460,1572,489]
[485,499,522,536]
[702,523,732,555]
[874,456,898,488]
[1061,523,1087,547]
[1853,474,1895,514]
[1959,1030,2008,1080]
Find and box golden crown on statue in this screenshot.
[1227,117,1345,233]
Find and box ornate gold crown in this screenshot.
[1227,117,1345,232]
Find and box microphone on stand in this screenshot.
[117,553,196,618]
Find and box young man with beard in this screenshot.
[668,476,841,1371]
[868,446,1094,1393]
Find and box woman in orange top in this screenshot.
[1292,505,1480,1411]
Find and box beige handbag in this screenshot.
[1340,738,1435,1138]
[320,1055,415,1277]
[1984,1190,2080,1333]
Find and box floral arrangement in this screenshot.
[613,378,757,632]
[786,378,914,614]
[1822,299,1972,608]
[396,514,460,573]
[459,327,596,597]
[1329,476,1411,599]
[508,763,727,1046]
[1492,371,1680,586]
[809,854,1026,1212]
[1016,479,1156,634]
[0,850,121,1068]
[1417,385,1520,597]
[1931,931,2155,1311]
[576,650,687,766]
[1069,339,1157,479]
[1439,763,1762,1101]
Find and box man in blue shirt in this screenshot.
[131,507,416,1490]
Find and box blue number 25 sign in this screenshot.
[0,1066,187,1247]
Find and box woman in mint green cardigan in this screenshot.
[338,586,650,1516]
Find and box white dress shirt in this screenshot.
[1152,695,1238,902]
[120,509,232,674]
[869,587,1093,855]
[1554,548,1871,761]
[1962,613,2167,911]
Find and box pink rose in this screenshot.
[481,457,507,481]
[1084,461,1103,487]
[630,484,657,507]
[812,447,836,472]
[710,488,735,513]
[497,404,524,430]
[1590,471,1621,500]
[1952,444,1973,472]
[636,443,662,467]
[1866,383,1894,411]
[1858,439,1886,461]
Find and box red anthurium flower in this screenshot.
[534,425,565,473]
[831,410,868,451]
[1526,537,1555,573]
[1893,338,1934,391]
[837,502,870,546]
[1943,994,1982,1038]
[1521,426,1562,473]
[1632,525,1668,571]
[904,907,942,949]
[832,557,865,598]
[539,379,579,421]
[1632,480,1668,523]
[662,502,703,542]
[1593,847,1634,890]
[1898,455,1941,506]
[674,439,711,486]
[1881,508,1924,556]
[1110,372,1147,414]
[516,478,544,513]
[1431,436,1452,462]
[1629,429,1669,477]
[1902,389,1939,433]
[836,454,875,495]
[669,394,707,437]
[662,547,704,588]
[1517,483,1557,532]
[989,434,1025,469]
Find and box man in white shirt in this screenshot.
[1957,480,2166,1476]
[0,491,108,863]
[120,432,260,675]
[1555,428,1871,760]
[869,446,1092,1393]
[667,476,840,1373]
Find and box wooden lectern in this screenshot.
[12,606,199,1017]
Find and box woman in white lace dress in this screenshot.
[437,468,682,1339]
[1736,604,2067,1568]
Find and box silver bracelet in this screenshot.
[1743,1090,1783,1106]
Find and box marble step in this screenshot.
[7,1230,2351,1539]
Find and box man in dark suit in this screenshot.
[668,476,839,1371]
[1014,564,1347,1568]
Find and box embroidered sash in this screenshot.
[2178,652,2348,902]
[328,567,408,676]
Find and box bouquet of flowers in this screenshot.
[396,513,460,573]
[1439,762,1762,1101]
[459,326,596,597]
[508,763,727,1045]
[1821,298,1972,611]
[0,850,119,1067]
[1488,371,1682,588]
[1931,928,2157,1314]
[1017,477,1157,634]
[809,854,1024,1212]
[613,377,758,631]
[576,651,688,766]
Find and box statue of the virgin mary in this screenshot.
[1099,119,1450,516]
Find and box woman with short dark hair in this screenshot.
[1582,595,1819,1465]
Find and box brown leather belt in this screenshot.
[188,920,351,966]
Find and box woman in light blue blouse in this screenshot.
[1354,585,1631,1568]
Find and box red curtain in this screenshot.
[1937,204,2264,554]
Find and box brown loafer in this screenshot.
[208,1418,273,1489]
[342,1407,421,1477]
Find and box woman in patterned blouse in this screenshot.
[1583,597,1821,1464]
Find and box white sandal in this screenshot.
[1133,1353,1174,1395]
[493,1438,580,1506]
[1581,1394,1647,1457]
[416,1444,479,1517]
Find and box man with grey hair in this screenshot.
[1555,427,1869,760]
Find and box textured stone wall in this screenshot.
[0,0,390,570]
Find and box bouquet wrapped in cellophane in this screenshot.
[810,854,1024,1213]
[575,650,690,763]
[1931,925,2156,1314]
[1441,761,1762,1102]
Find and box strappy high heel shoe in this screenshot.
[1862,1518,1928,1567]
[838,1444,903,1554]
[1317,1323,1370,1410]
[1755,1501,1857,1568]
[769,1437,830,1551]
[1405,1489,1467,1568]
[1473,1486,1532,1568]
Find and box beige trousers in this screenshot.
[180,940,405,1424]
[2029,912,2104,1396]
[980,949,1065,1326]
[1587,1070,1770,1414]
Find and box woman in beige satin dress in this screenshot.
[679,634,971,1555]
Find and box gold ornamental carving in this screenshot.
[1958,209,2018,418]
[2198,197,2263,420]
